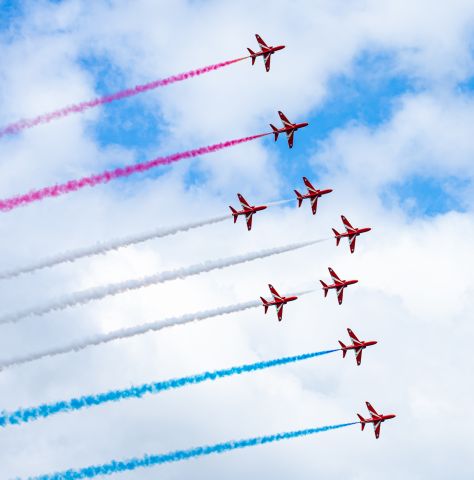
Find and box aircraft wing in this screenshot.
[238,193,251,209]
[256,34,269,49]
[269,284,283,301]
[349,235,357,254]
[329,267,342,284]
[337,287,344,305]
[347,328,360,343]
[341,215,356,232]
[245,212,253,231]
[366,402,379,416]
[310,196,318,215]
[374,421,382,439]
[276,303,284,321]
[355,348,363,366]
[303,176,317,193]
[278,110,293,127]
[264,53,272,72]
[286,129,294,148]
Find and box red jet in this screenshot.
[320,267,358,305]
[357,402,396,439]
[294,177,333,215]
[229,194,267,231]
[338,328,377,366]
[247,34,285,72]
[270,111,309,148]
[260,284,298,322]
[332,215,372,254]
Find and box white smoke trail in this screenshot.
[0,238,325,326]
[0,214,229,280]
[0,291,313,369]
[265,198,294,207]
[0,199,296,281]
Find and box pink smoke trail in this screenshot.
[0,57,247,138]
[0,132,269,212]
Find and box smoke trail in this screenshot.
[0,238,323,325]
[0,57,247,138]
[0,291,314,369]
[0,199,296,280]
[265,198,295,207]
[0,349,337,427]
[0,133,268,212]
[0,214,230,280]
[28,423,357,479]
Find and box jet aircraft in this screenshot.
[270,111,309,148]
[294,177,332,215]
[229,194,267,231]
[338,328,377,366]
[247,34,285,72]
[332,215,371,254]
[357,402,396,439]
[320,267,358,305]
[260,284,298,321]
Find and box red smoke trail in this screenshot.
[0,57,247,138]
[0,133,268,212]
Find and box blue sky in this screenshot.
[1,0,467,216]
[0,0,23,34]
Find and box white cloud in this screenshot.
[0,0,474,479]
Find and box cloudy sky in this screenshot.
[1,0,474,478]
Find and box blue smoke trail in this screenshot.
[28,422,357,479]
[0,349,338,428]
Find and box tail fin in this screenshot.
[247,48,256,65]
[320,280,329,297]
[229,206,238,223]
[338,341,347,357]
[357,414,366,430]
[260,297,269,314]
[294,190,303,207]
[332,228,341,246]
[270,124,279,141]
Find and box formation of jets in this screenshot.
[240,35,395,438]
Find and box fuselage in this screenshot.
[366,413,396,424]
[301,188,333,200]
[268,295,298,307]
[328,279,358,289]
[338,227,372,238]
[255,45,285,56]
[345,340,377,352]
[236,205,267,216]
[277,121,309,134]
